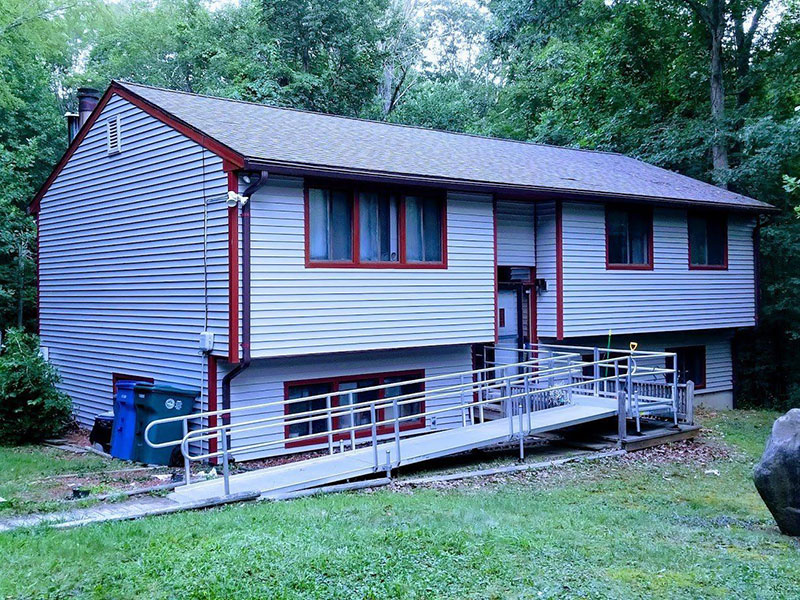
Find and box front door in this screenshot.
[496,288,521,371]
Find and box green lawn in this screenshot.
[0,445,120,516]
[1,410,798,599]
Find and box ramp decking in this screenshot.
[169,397,618,505]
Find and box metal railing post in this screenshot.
[479,370,485,423]
[626,358,634,427]
[518,399,524,461]
[220,426,231,496]
[505,367,513,437]
[393,397,401,466]
[617,391,627,447]
[524,369,532,431]
[182,419,191,487]
[370,402,378,471]
[593,346,600,397]
[460,374,467,427]
[348,393,356,451]
[672,353,679,426]
[326,395,334,455]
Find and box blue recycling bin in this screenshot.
[110,380,138,460]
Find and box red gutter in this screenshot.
[556,200,564,340]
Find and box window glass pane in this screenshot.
[308,189,329,261]
[628,211,650,265]
[706,218,726,266]
[405,196,423,261]
[339,379,379,428]
[405,196,443,262]
[287,383,332,438]
[359,192,399,262]
[384,375,424,420]
[607,209,629,264]
[422,198,443,262]
[330,190,353,261]
[308,188,352,261]
[689,214,708,265]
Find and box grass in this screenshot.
[0,445,119,516]
[0,410,797,599]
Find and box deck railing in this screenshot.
[145,345,681,496]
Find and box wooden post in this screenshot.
[617,391,627,448]
[686,380,695,426]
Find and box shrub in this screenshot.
[0,329,72,445]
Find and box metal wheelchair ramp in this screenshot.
[169,399,618,504]
[146,344,692,506]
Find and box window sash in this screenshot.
[308,188,353,262]
[359,192,399,262]
[607,207,651,267]
[689,213,726,267]
[307,186,445,267]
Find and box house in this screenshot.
[29,82,774,461]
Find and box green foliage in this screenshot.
[0,329,72,445]
[1,0,799,407]
[0,412,797,598]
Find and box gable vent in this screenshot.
[106,116,122,155]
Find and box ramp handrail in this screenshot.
[145,346,679,496]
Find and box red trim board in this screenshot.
[28,82,245,215]
[227,171,240,364]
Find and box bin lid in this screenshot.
[133,382,200,398]
[115,380,141,390]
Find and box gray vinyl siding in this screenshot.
[561,202,756,337]
[552,330,733,395]
[246,180,495,357]
[222,344,473,460]
[535,200,557,338]
[496,199,535,266]
[37,94,229,425]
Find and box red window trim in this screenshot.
[112,372,154,396]
[688,210,728,271]
[605,204,654,271]
[303,182,448,269]
[283,369,426,448]
[665,345,707,390]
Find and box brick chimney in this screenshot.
[77,88,101,127]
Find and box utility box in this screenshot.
[133,383,198,466]
[110,381,138,460]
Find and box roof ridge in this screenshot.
[114,79,631,158]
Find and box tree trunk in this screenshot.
[708,0,729,184]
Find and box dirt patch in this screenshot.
[618,432,740,466]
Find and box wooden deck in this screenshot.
[169,397,618,505]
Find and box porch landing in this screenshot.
[169,397,618,505]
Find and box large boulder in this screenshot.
[753,409,800,536]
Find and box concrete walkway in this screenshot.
[0,492,258,532]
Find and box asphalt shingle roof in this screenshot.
[119,81,772,211]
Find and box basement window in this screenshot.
[106,116,122,155]
[284,370,425,447]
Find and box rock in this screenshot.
[753,409,800,536]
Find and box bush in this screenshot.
[0,329,72,445]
